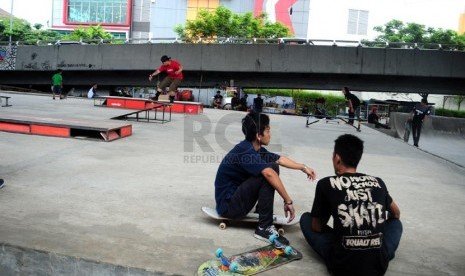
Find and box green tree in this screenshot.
[63,25,112,41]
[0,16,32,42]
[367,19,465,49]
[0,16,61,43]
[451,95,465,111]
[174,6,292,40]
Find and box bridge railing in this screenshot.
[1,37,463,51]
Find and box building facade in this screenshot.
[459,10,465,34]
[48,0,376,41]
[48,0,463,41]
[51,0,133,38]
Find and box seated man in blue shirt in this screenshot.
[214,112,317,244]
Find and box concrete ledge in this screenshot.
[389,112,465,139]
[0,243,167,276]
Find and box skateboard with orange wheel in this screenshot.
[197,234,302,275]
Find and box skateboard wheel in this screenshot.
[278,228,285,235]
[269,234,278,243]
[284,246,293,255]
[230,262,239,272]
[215,248,224,258]
[219,222,227,230]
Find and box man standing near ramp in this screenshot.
[51,69,63,100]
[342,87,360,125]
[148,55,183,103]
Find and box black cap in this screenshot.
[160,55,171,62]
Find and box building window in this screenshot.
[187,0,219,21]
[347,9,368,35]
[67,0,129,25]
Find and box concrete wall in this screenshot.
[13,44,465,78]
[2,44,464,93]
[389,112,465,139]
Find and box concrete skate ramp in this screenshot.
[390,112,465,167]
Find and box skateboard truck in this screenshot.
[215,248,239,272]
[269,234,294,255]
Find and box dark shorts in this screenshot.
[158,77,182,92]
[52,85,62,95]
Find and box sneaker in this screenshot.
[0,179,4,189]
[254,225,289,246]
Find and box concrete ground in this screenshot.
[0,92,464,276]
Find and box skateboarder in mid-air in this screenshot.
[214,112,317,245]
[300,134,402,276]
[148,55,183,103]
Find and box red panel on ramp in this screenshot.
[120,126,132,137]
[107,98,125,108]
[0,122,30,133]
[125,100,146,109]
[31,125,70,137]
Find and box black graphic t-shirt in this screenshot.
[311,173,393,276]
[412,103,431,123]
[345,93,361,109]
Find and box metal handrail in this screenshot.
[0,37,463,51]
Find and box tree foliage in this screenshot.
[0,16,60,43]
[63,25,112,41]
[174,6,292,40]
[0,17,112,44]
[369,19,465,49]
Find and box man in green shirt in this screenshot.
[51,69,63,100]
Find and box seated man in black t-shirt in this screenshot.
[231,92,242,110]
[300,134,402,276]
[368,106,390,129]
[212,91,223,109]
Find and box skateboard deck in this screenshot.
[197,243,303,275]
[201,207,299,234]
[403,120,412,142]
[336,116,362,132]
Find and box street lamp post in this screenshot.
[9,0,14,46]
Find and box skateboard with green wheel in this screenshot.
[403,119,412,142]
[197,234,302,275]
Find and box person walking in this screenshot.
[410,98,431,147]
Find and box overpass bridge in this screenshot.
[0,42,464,95]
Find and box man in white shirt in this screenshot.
[87,83,98,98]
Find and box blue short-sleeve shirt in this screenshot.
[214,140,280,214]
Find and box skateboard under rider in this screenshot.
[201,207,299,235]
